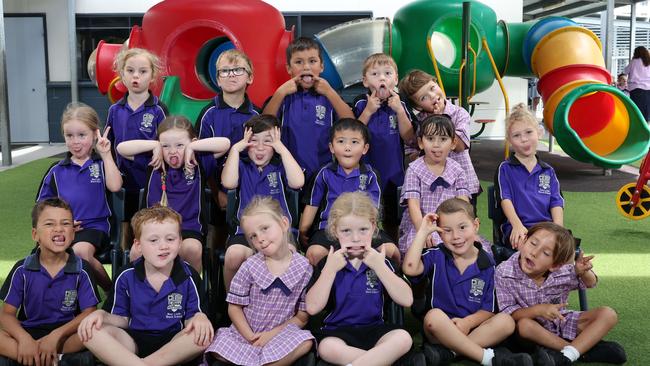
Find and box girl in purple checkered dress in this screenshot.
[205,196,314,366]
[398,115,470,257]
[495,223,626,365]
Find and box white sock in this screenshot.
[561,345,580,362]
[481,347,495,366]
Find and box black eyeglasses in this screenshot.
[217,67,247,77]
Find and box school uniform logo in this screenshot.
[315,105,327,126]
[140,113,154,133]
[267,172,280,194]
[365,270,380,294]
[184,168,195,183]
[538,174,551,194]
[167,293,184,318]
[61,289,77,311]
[389,115,398,134]
[358,174,368,191]
[89,163,102,184]
[468,278,485,303]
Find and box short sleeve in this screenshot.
[548,168,564,208]
[408,248,437,284]
[480,269,496,313]
[304,168,326,207]
[496,162,512,201]
[185,266,203,319]
[77,261,101,310]
[452,106,471,148]
[367,168,382,208]
[0,261,25,308]
[36,163,59,202]
[196,102,216,139]
[296,265,314,312]
[494,271,521,315]
[352,95,367,118]
[454,169,470,197]
[226,261,253,306]
[400,164,421,203]
[104,269,132,317]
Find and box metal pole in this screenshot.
[461,2,471,112]
[604,0,615,73]
[630,2,637,60]
[68,0,78,103]
[0,1,12,166]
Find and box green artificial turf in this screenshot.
[0,159,648,365]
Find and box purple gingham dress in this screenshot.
[412,102,480,195]
[398,157,470,255]
[495,252,595,340]
[205,252,314,365]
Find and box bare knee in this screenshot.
[424,308,448,334]
[516,318,538,339]
[491,313,516,334]
[595,306,618,327]
[225,245,252,271]
[72,242,96,261]
[317,337,341,359]
[390,329,413,353]
[306,246,327,266]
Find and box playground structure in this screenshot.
[89,0,650,216]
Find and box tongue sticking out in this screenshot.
[170,156,179,166]
[301,75,313,83]
[377,86,389,100]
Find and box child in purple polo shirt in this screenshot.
[306,192,423,366]
[0,198,99,366]
[398,114,470,256]
[263,37,354,181]
[117,116,230,272]
[37,102,122,291]
[78,206,213,365]
[495,222,626,365]
[299,119,399,266]
[205,197,314,366]
[221,114,304,291]
[403,198,532,366]
[197,49,259,210]
[354,53,415,239]
[399,69,481,207]
[496,104,564,249]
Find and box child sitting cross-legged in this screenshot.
[495,222,626,365]
[402,198,533,366]
[78,206,213,366]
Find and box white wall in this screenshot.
[3,0,526,137]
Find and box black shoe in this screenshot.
[60,351,95,366]
[0,356,19,366]
[531,346,555,366]
[579,341,627,364]
[493,347,534,366]
[294,351,316,366]
[422,342,455,366]
[542,348,572,366]
[315,360,336,366]
[394,349,426,366]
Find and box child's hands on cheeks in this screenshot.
[264,127,285,153]
[323,246,347,273]
[184,312,214,347]
[233,128,254,153]
[362,242,386,271]
[278,76,300,96]
[313,76,334,96]
[575,250,595,276]
[150,141,163,170]
[386,90,403,113]
[364,89,381,115]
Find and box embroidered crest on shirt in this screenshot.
[468,278,485,303]
[167,293,183,318]
[538,174,551,194]
[315,105,326,125]
[89,163,102,183]
[61,289,77,311]
[389,115,398,134]
[267,172,280,194]
[366,269,380,294]
[140,113,154,132]
[184,168,195,183]
[359,174,368,191]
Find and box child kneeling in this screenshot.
[78,206,213,366]
[402,198,532,366]
[495,222,626,365]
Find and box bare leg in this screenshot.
[83,325,145,366]
[73,241,112,290]
[0,329,19,359]
[224,244,254,291]
[318,337,367,365]
[180,238,203,273]
[143,331,207,366]
[424,308,484,362]
[517,318,570,350]
[467,313,515,348]
[266,340,313,366]
[61,333,86,353]
[571,307,618,354]
[348,329,412,366]
[306,245,329,267]
[378,243,401,264]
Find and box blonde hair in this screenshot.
[131,205,182,240]
[362,53,398,77]
[240,196,294,246]
[156,115,196,207]
[114,47,162,80]
[60,102,101,134]
[527,222,575,266]
[398,69,437,104]
[326,192,379,239]
[216,49,254,76]
[506,103,538,136]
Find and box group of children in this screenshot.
[0,36,627,366]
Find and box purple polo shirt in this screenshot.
[144,154,215,235]
[197,93,259,143]
[408,243,496,318]
[0,249,100,328]
[103,256,203,333]
[495,155,564,240]
[233,155,292,235]
[277,89,337,180]
[353,94,411,192]
[107,93,167,191]
[309,258,398,330]
[303,161,382,230]
[36,153,112,234]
